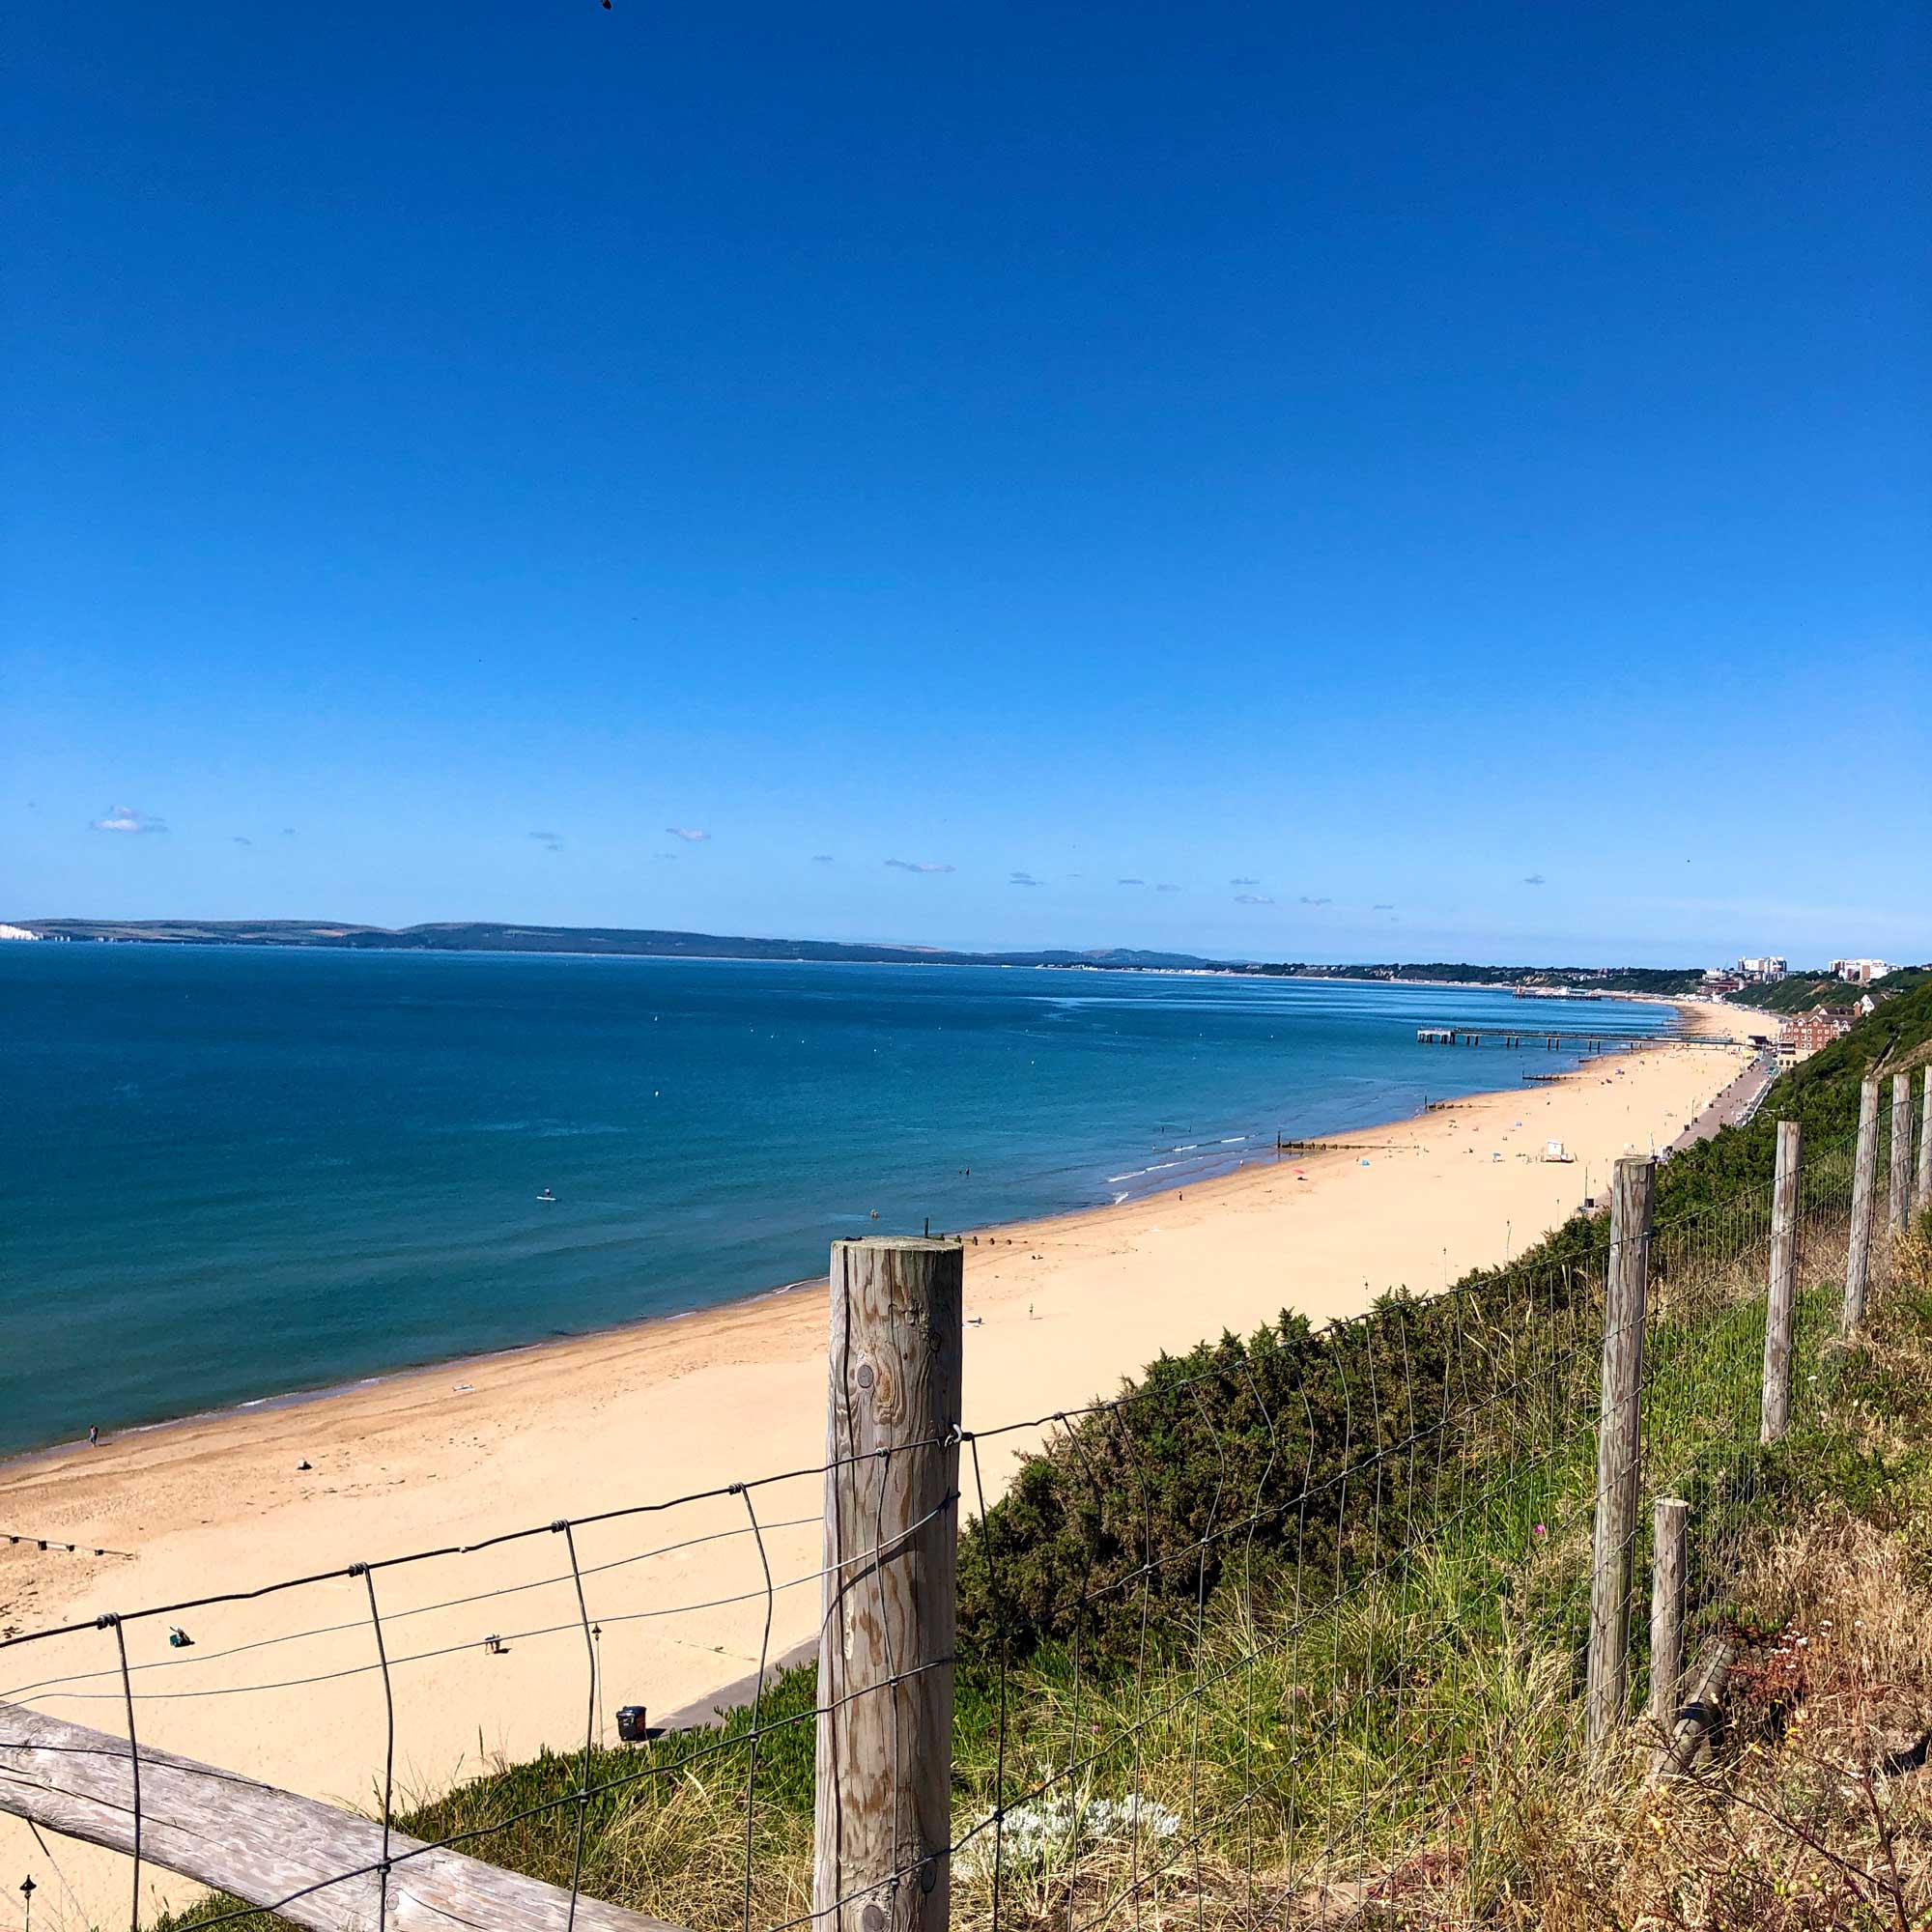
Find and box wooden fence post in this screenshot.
[1890,1073,1915,1236]
[1761,1121,1803,1445]
[1918,1066,1932,1217]
[1649,1496,1690,1766]
[1841,1077,1881,1334]
[815,1236,963,1932]
[1587,1155,1653,1747]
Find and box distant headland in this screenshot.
[6,916,1727,994]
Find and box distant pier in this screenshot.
[1415,1024,1748,1050]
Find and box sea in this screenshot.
[0,945,1674,1459]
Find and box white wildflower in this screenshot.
[964,1796,1182,1875]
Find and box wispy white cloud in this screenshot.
[1234,893,1274,906]
[1009,870,1042,887]
[811,854,835,864]
[1299,895,1331,906]
[91,805,167,836]
[885,859,954,874]
[1372,902,1395,911]
[1522,872,1547,886]
[1155,883,1181,894]
[232,835,252,846]
[667,826,711,843]
[1117,877,1145,887]
[1230,876,1260,887]
[529,830,562,852]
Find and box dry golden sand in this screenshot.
[0,1003,1754,1925]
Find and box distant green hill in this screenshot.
[12,916,1228,971]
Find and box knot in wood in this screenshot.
[860,1356,904,1422]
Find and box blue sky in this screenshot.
[5,2,1925,964]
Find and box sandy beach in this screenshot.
[0,1003,1756,1925]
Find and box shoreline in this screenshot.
[0,1005,1693,1473]
[0,1001,1748,1925]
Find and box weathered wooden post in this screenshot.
[1648,1496,1689,1768]
[815,1236,963,1932]
[1587,1155,1653,1747]
[1841,1077,1881,1333]
[1760,1121,1803,1444]
[1918,1066,1932,1216]
[1890,1073,1915,1236]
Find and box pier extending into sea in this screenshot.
[1415,1024,1754,1050]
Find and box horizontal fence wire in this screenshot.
[0,1115,1922,1932]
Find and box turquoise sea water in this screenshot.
[0,946,1672,1458]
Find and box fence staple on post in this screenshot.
[814,1236,962,1932]
[1587,1154,1652,1747]
[1760,1120,1802,1445]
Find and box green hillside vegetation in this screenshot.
[1728,965,1930,1018]
[160,978,1932,1932]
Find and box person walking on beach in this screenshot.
[87,1425,99,1448]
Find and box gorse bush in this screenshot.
[954,1272,1592,1665]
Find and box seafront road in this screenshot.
[1667,1049,1779,1155]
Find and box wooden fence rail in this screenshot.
[0,1699,678,1932]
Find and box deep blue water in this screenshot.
[0,946,1672,1457]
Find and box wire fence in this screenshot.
[0,1103,1925,1932]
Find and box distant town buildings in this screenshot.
[1699,956,1785,992]
[1830,958,1892,985]
[1777,1008,1858,1066]
[0,923,39,942]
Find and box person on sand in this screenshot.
[88,1425,99,1447]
